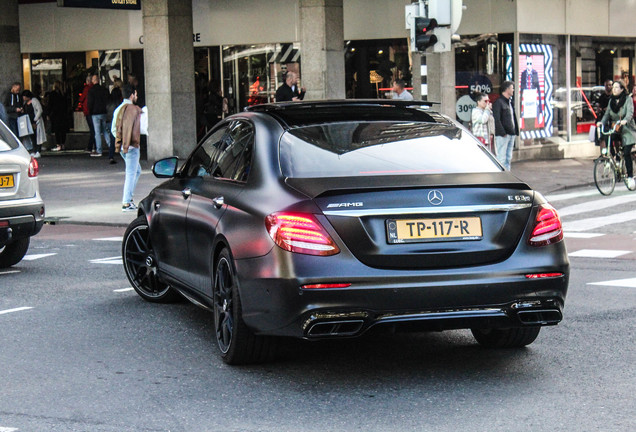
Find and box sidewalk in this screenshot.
[36,151,597,227]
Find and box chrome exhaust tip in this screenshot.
[306,320,365,337]
[516,309,562,325]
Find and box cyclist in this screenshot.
[597,80,636,188]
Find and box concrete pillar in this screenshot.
[0,0,22,102]
[426,50,456,118]
[299,0,346,100]
[143,0,196,161]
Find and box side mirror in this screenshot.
[152,157,179,178]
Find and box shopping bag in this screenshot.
[588,125,596,142]
[17,114,34,137]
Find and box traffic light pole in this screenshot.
[426,49,456,118]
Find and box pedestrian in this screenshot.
[597,80,636,188]
[471,92,495,154]
[493,80,519,170]
[105,85,123,164]
[204,81,227,129]
[79,74,96,153]
[21,90,46,158]
[113,85,144,212]
[275,71,305,102]
[392,79,414,101]
[4,82,23,137]
[87,74,112,158]
[47,80,69,152]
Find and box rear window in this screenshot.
[0,120,20,151]
[279,121,501,178]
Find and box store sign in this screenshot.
[456,94,476,123]
[57,0,141,10]
[468,75,492,94]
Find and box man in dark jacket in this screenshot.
[3,82,23,136]
[493,81,519,170]
[87,74,111,157]
[275,71,305,102]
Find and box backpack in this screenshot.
[114,104,129,153]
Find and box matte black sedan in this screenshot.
[122,101,569,364]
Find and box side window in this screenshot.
[184,126,228,178]
[208,120,255,182]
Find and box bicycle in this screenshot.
[593,123,636,195]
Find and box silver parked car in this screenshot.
[0,120,45,267]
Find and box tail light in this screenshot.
[525,273,564,279]
[302,283,351,289]
[265,212,340,256]
[528,204,563,246]
[28,157,39,177]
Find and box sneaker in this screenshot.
[90,152,102,157]
[122,202,138,212]
[51,145,63,152]
[33,152,41,158]
[109,158,117,165]
[627,177,636,190]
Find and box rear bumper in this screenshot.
[0,194,45,247]
[234,243,569,339]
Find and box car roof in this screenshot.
[244,99,451,129]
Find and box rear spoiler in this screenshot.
[285,172,531,199]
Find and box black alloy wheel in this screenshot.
[122,216,179,303]
[213,248,276,365]
[471,327,541,348]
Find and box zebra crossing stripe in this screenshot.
[568,249,631,258]
[588,277,636,288]
[22,253,57,261]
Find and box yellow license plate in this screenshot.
[0,174,14,188]
[387,217,482,243]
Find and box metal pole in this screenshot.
[566,34,572,143]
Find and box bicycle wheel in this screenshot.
[594,156,616,195]
[616,158,636,191]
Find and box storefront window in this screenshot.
[455,34,509,125]
[571,36,635,142]
[222,43,300,113]
[344,39,411,99]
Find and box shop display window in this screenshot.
[222,43,300,113]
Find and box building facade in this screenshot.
[11,0,636,160]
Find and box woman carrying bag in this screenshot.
[471,92,496,155]
[597,80,636,188]
[22,90,46,158]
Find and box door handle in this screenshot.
[181,188,192,199]
[212,196,224,209]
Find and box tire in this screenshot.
[471,327,541,348]
[122,215,180,303]
[213,248,276,365]
[594,156,616,196]
[0,237,30,268]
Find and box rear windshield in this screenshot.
[279,121,501,178]
[0,120,20,151]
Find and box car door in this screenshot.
[151,125,230,282]
[184,120,255,298]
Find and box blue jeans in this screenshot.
[92,114,112,155]
[121,147,141,204]
[495,135,516,170]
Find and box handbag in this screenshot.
[17,114,34,137]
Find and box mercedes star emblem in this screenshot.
[427,190,444,205]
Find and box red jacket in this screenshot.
[80,83,93,116]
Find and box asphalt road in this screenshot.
[1,184,636,431]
